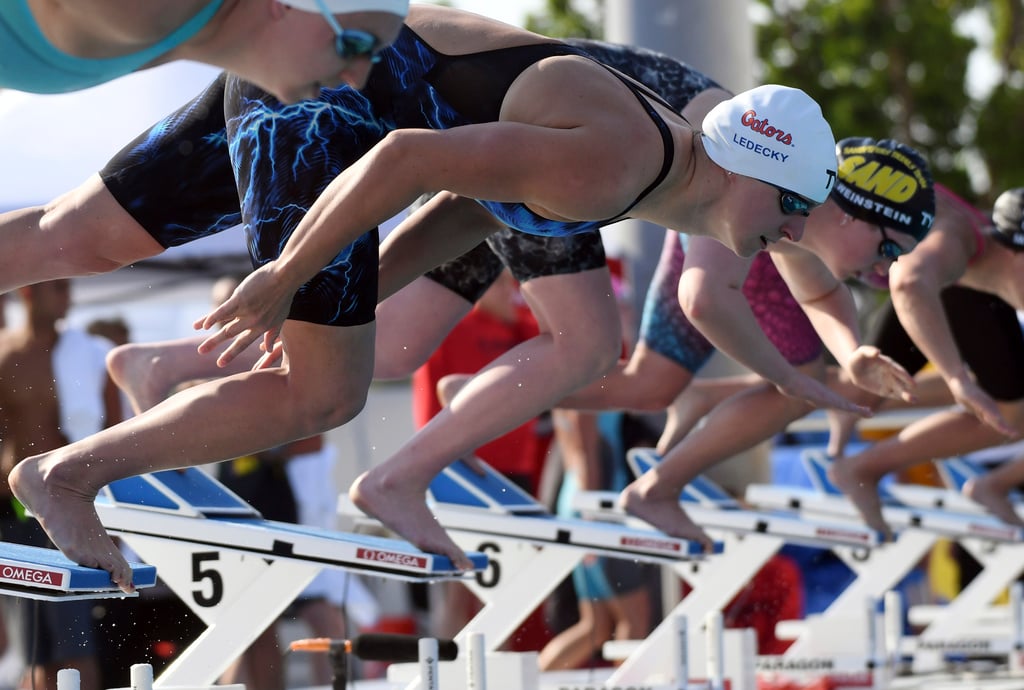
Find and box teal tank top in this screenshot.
[0,0,223,93]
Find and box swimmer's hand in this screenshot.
[846,345,917,403]
[948,373,1019,439]
[194,263,293,367]
[775,370,872,416]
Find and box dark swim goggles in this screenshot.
[766,182,815,217]
[877,225,907,260]
[314,0,384,64]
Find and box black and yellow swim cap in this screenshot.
[830,137,935,241]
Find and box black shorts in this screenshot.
[425,229,606,302]
[100,72,240,249]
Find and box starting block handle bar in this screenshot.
[467,633,486,690]
[884,590,903,670]
[56,669,79,690]
[419,638,439,690]
[674,614,688,690]
[706,611,724,690]
[131,664,154,690]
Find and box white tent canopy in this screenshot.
[0,61,244,260]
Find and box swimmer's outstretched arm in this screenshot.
[887,225,1016,436]
[197,120,631,363]
[771,245,916,403]
[680,236,871,414]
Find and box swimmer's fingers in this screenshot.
[193,315,260,367]
[949,377,1019,439]
[215,328,262,368]
[777,373,871,417]
[254,337,285,370]
[193,298,238,336]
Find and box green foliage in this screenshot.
[975,81,1024,196]
[525,0,603,39]
[973,0,1024,198]
[753,0,1018,203]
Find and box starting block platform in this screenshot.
[871,457,1024,672]
[341,458,716,688]
[95,467,489,688]
[427,458,713,560]
[746,448,1024,674]
[0,541,156,601]
[746,449,1024,543]
[890,456,1022,518]
[573,447,883,687]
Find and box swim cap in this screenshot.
[992,187,1024,251]
[279,0,409,16]
[702,85,838,204]
[831,137,935,241]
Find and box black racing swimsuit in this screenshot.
[426,38,721,302]
[102,28,689,326]
[870,286,1024,401]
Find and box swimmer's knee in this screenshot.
[293,384,370,434]
[552,322,621,376]
[583,328,622,377]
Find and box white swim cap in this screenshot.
[279,0,409,16]
[701,85,838,204]
[992,187,1024,251]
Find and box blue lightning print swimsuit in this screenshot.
[102,73,239,244]
[101,27,688,327]
[104,27,684,327]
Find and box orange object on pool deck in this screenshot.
[290,634,459,662]
[290,638,350,654]
[899,461,944,487]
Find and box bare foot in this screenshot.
[9,457,134,593]
[964,476,1024,528]
[619,482,715,552]
[107,344,172,414]
[829,461,893,540]
[350,470,475,571]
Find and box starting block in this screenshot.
[96,468,488,688]
[341,458,715,688]
[0,541,156,601]
[746,448,1024,675]
[875,456,1024,672]
[573,447,882,687]
[747,449,1023,542]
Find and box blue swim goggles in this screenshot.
[767,182,815,217]
[314,0,385,64]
